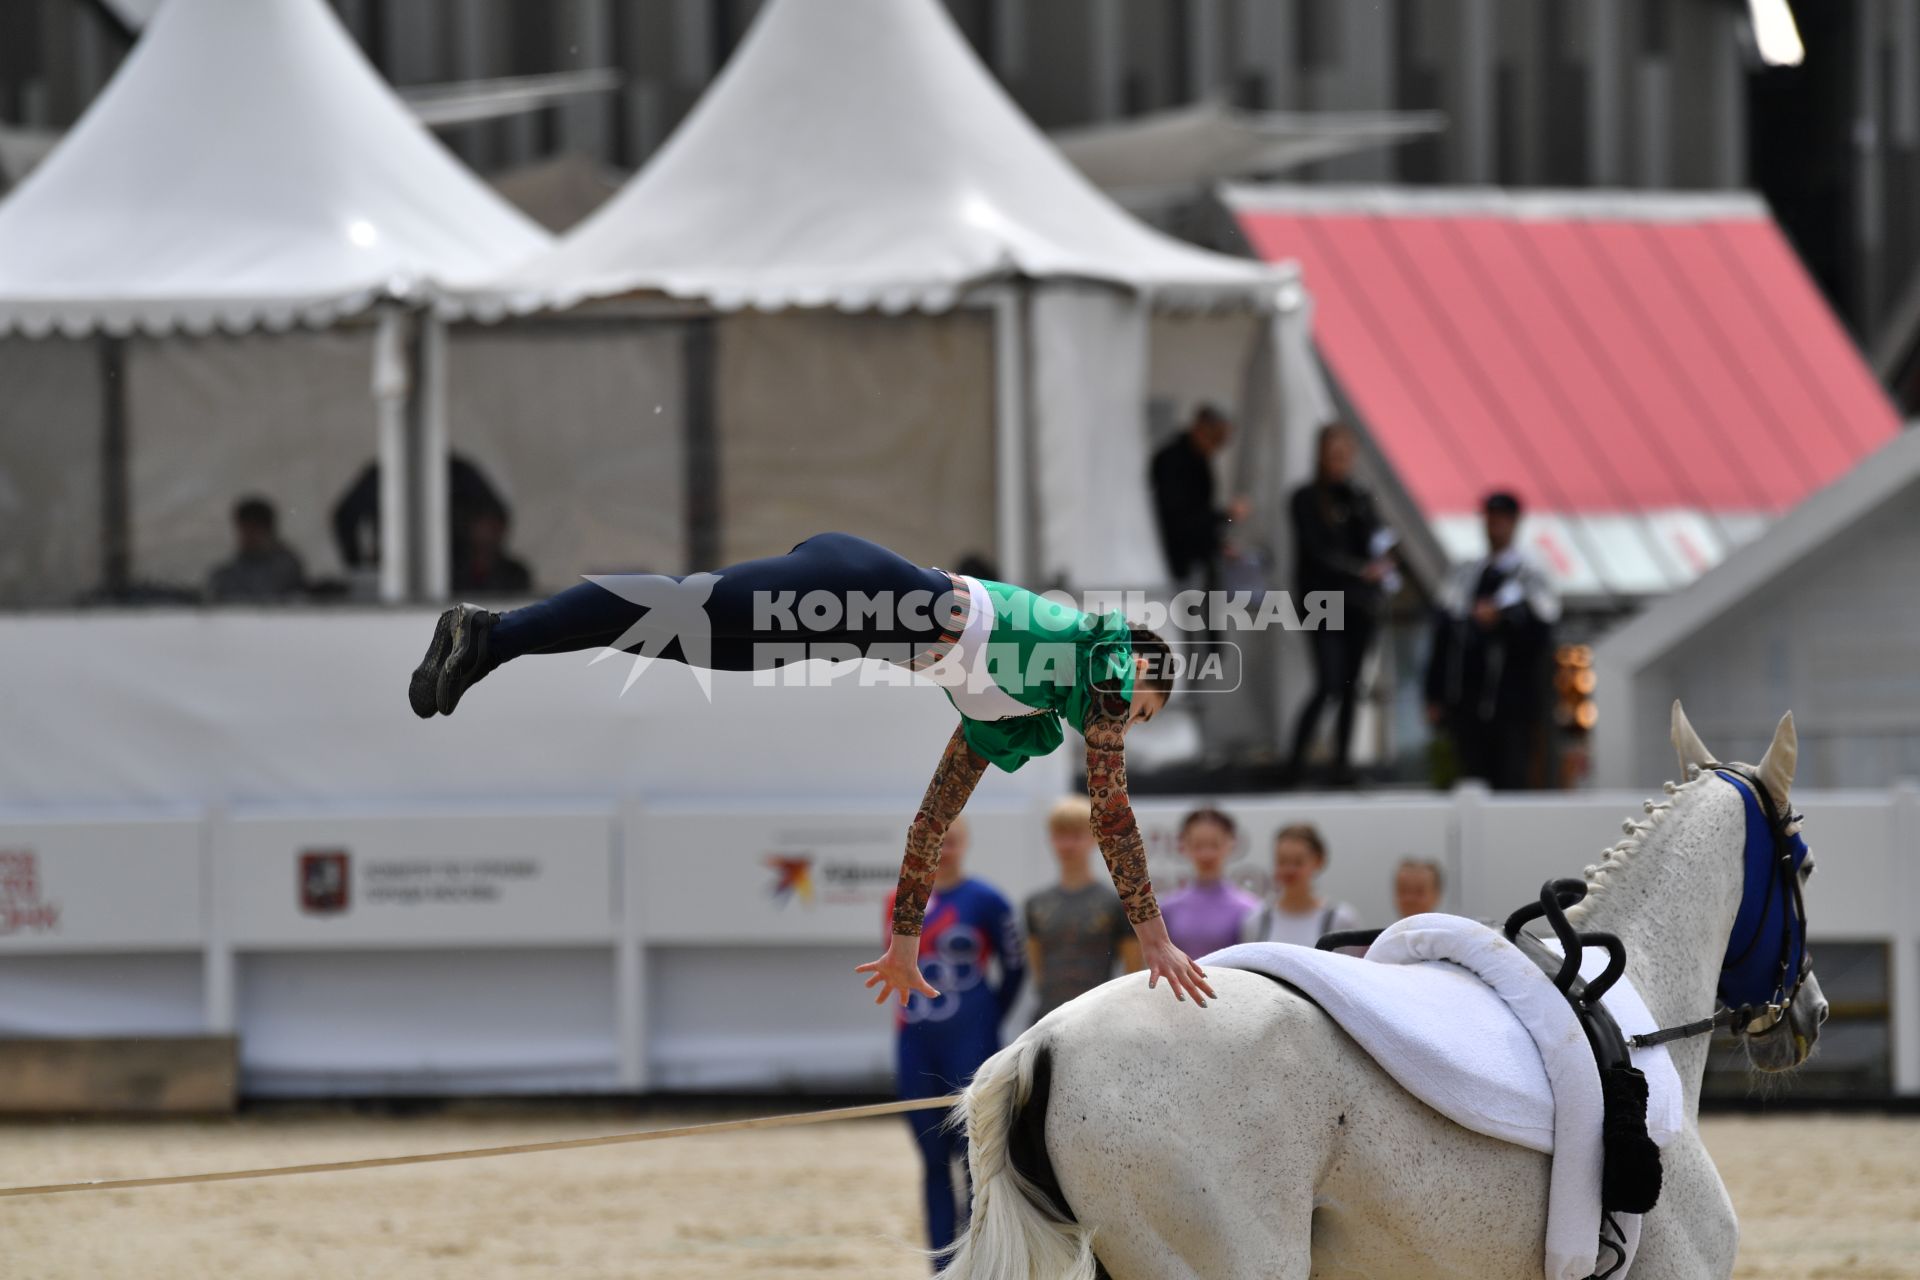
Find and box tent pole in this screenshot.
[98,333,130,598]
[683,315,720,570]
[993,286,1030,584]
[418,311,450,601]
[373,307,413,603]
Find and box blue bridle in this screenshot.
[1631,762,1812,1050]
[1709,766,1811,1023]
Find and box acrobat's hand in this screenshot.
[1133,916,1217,1008]
[855,934,941,1007]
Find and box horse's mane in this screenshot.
[1568,767,1716,921]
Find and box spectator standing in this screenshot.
[884,816,1024,1261]
[1393,857,1446,918]
[1023,797,1139,1021]
[1159,807,1261,959]
[1283,423,1396,788]
[1149,404,1249,589]
[1425,491,1562,790]
[207,496,305,602]
[1242,823,1362,946]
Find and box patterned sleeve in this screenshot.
[1082,694,1159,926]
[889,723,989,937]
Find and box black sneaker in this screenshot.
[437,604,498,716]
[408,606,461,719]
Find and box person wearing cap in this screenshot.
[1423,491,1560,790]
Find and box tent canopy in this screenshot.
[456,0,1285,317]
[0,0,550,338]
[1226,184,1902,600]
[0,125,59,193]
[1054,102,1445,197]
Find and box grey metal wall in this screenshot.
[5,1,1919,343]
[1629,486,1920,790]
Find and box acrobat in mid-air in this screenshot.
[409,531,1214,1008]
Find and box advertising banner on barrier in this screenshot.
[0,818,203,952]
[226,811,617,947]
[635,804,1039,944]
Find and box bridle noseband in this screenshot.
[1629,761,1811,1050]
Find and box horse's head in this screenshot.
[1672,701,1827,1072]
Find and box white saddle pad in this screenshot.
[1203,913,1683,1280]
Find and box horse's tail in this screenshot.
[934,1033,1098,1280]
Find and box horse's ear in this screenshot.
[1671,700,1712,775]
[1758,711,1798,804]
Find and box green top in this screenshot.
[948,579,1135,773]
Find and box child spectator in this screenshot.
[1242,823,1363,947]
[1159,807,1261,959]
[1394,857,1446,918]
[1024,797,1138,1021]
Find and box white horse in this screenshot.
[936,703,1826,1280]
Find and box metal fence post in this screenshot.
[1451,779,1490,920]
[1892,780,1920,1097]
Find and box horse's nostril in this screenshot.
[1816,1002,1831,1027]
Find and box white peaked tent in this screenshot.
[0,0,551,603]
[452,0,1327,598]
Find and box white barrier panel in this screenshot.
[1770,793,1899,938]
[1470,795,1636,923]
[238,948,620,1096]
[1473,789,1900,936]
[0,613,1068,810]
[226,810,617,948]
[645,945,895,1091]
[0,953,204,1036]
[635,803,1041,945]
[0,817,202,952]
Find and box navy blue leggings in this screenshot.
[898,1025,996,1257]
[489,532,959,669]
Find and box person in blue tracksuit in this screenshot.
[883,814,1024,1261]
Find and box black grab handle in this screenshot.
[1578,930,1629,1006]
[1503,879,1589,993]
[1316,928,1385,952]
[1501,878,1588,939]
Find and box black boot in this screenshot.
[436,604,499,716]
[408,606,461,719]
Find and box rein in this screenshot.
[1627,762,1810,1050]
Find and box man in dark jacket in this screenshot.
[1149,405,1245,587]
[1425,492,1560,790]
[1285,423,1395,786]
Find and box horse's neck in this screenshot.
[1568,779,1746,1115]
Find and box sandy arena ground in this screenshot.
[0,1109,1913,1278]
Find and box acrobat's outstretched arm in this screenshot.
[857,724,988,1005]
[1083,696,1216,1007]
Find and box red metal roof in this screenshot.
[1227,187,1901,594]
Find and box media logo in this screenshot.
[764,854,814,906]
[299,849,351,915]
